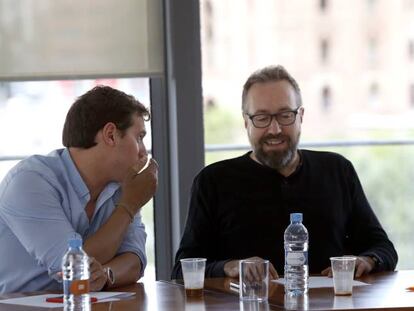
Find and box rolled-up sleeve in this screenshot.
[0,170,75,278]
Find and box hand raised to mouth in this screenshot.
[119,158,159,215]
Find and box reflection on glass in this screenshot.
[185,296,206,311]
[284,293,309,310]
[240,300,270,311]
[333,295,354,309]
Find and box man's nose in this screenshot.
[139,144,148,158]
[267,116,282,134]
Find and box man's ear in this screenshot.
[299,106,304,123]
[243,112,248,129]
[100,122,117,146]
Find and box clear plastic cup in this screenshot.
[330,256,357,296]
[180,258,207,297]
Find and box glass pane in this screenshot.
[0,78,155,282]
[201,1,414,270]
[310,145,414,270]
[200,0,414,144]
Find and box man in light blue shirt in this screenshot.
[0,86,158,293]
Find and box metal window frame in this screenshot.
[150,0,204,280]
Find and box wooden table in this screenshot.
[204,270,414,310]
[1,271,414,310]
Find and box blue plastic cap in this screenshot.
[290,213,303,222]
[68,233,82,248]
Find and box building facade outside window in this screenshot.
[200,0,414,270]
[321,85,332,111]
[319,0,328,12]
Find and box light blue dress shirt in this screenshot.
[0,148,147,293]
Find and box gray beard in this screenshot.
[253,133,300,170]
[255,147,295,170]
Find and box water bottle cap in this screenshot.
[68,233,82,248]
[68,238,82,248]
[290,213,303,222]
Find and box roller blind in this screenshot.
[0,0,163,80]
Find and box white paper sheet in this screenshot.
[272,276,369,288]
[0,291,135,308]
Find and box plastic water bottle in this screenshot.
[284,213,309,295]
[62,234,91,311]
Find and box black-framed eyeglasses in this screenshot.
[245,107,301,128]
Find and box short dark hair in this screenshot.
[242,65,302,112]
[62,85,150,148]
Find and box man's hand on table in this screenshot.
[223,256,279,279]
[89,257,108,291]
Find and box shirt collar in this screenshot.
[61,148,90,200]
[60,148,120,207]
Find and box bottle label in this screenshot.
[286,251,307,265]
[64,279,90,295]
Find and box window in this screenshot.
[404,0,414,9]
[319,0,328,12]
[321,86,332,111]
[0,78,156,283]
[368,37,379,66]
[367,0,377,10]
[320,38,330,64]
[0,0,164,280]
[200,0,414,270]
[204,0,214,42]
[408,40,414,61]
[369,82,380,107]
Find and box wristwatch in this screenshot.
[104,267,115,287]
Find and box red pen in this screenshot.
[45,296,98,303]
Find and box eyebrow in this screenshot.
[252,107,295,114]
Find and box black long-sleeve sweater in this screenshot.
[171,150,398,279]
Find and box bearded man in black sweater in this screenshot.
[171,65,397,280]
